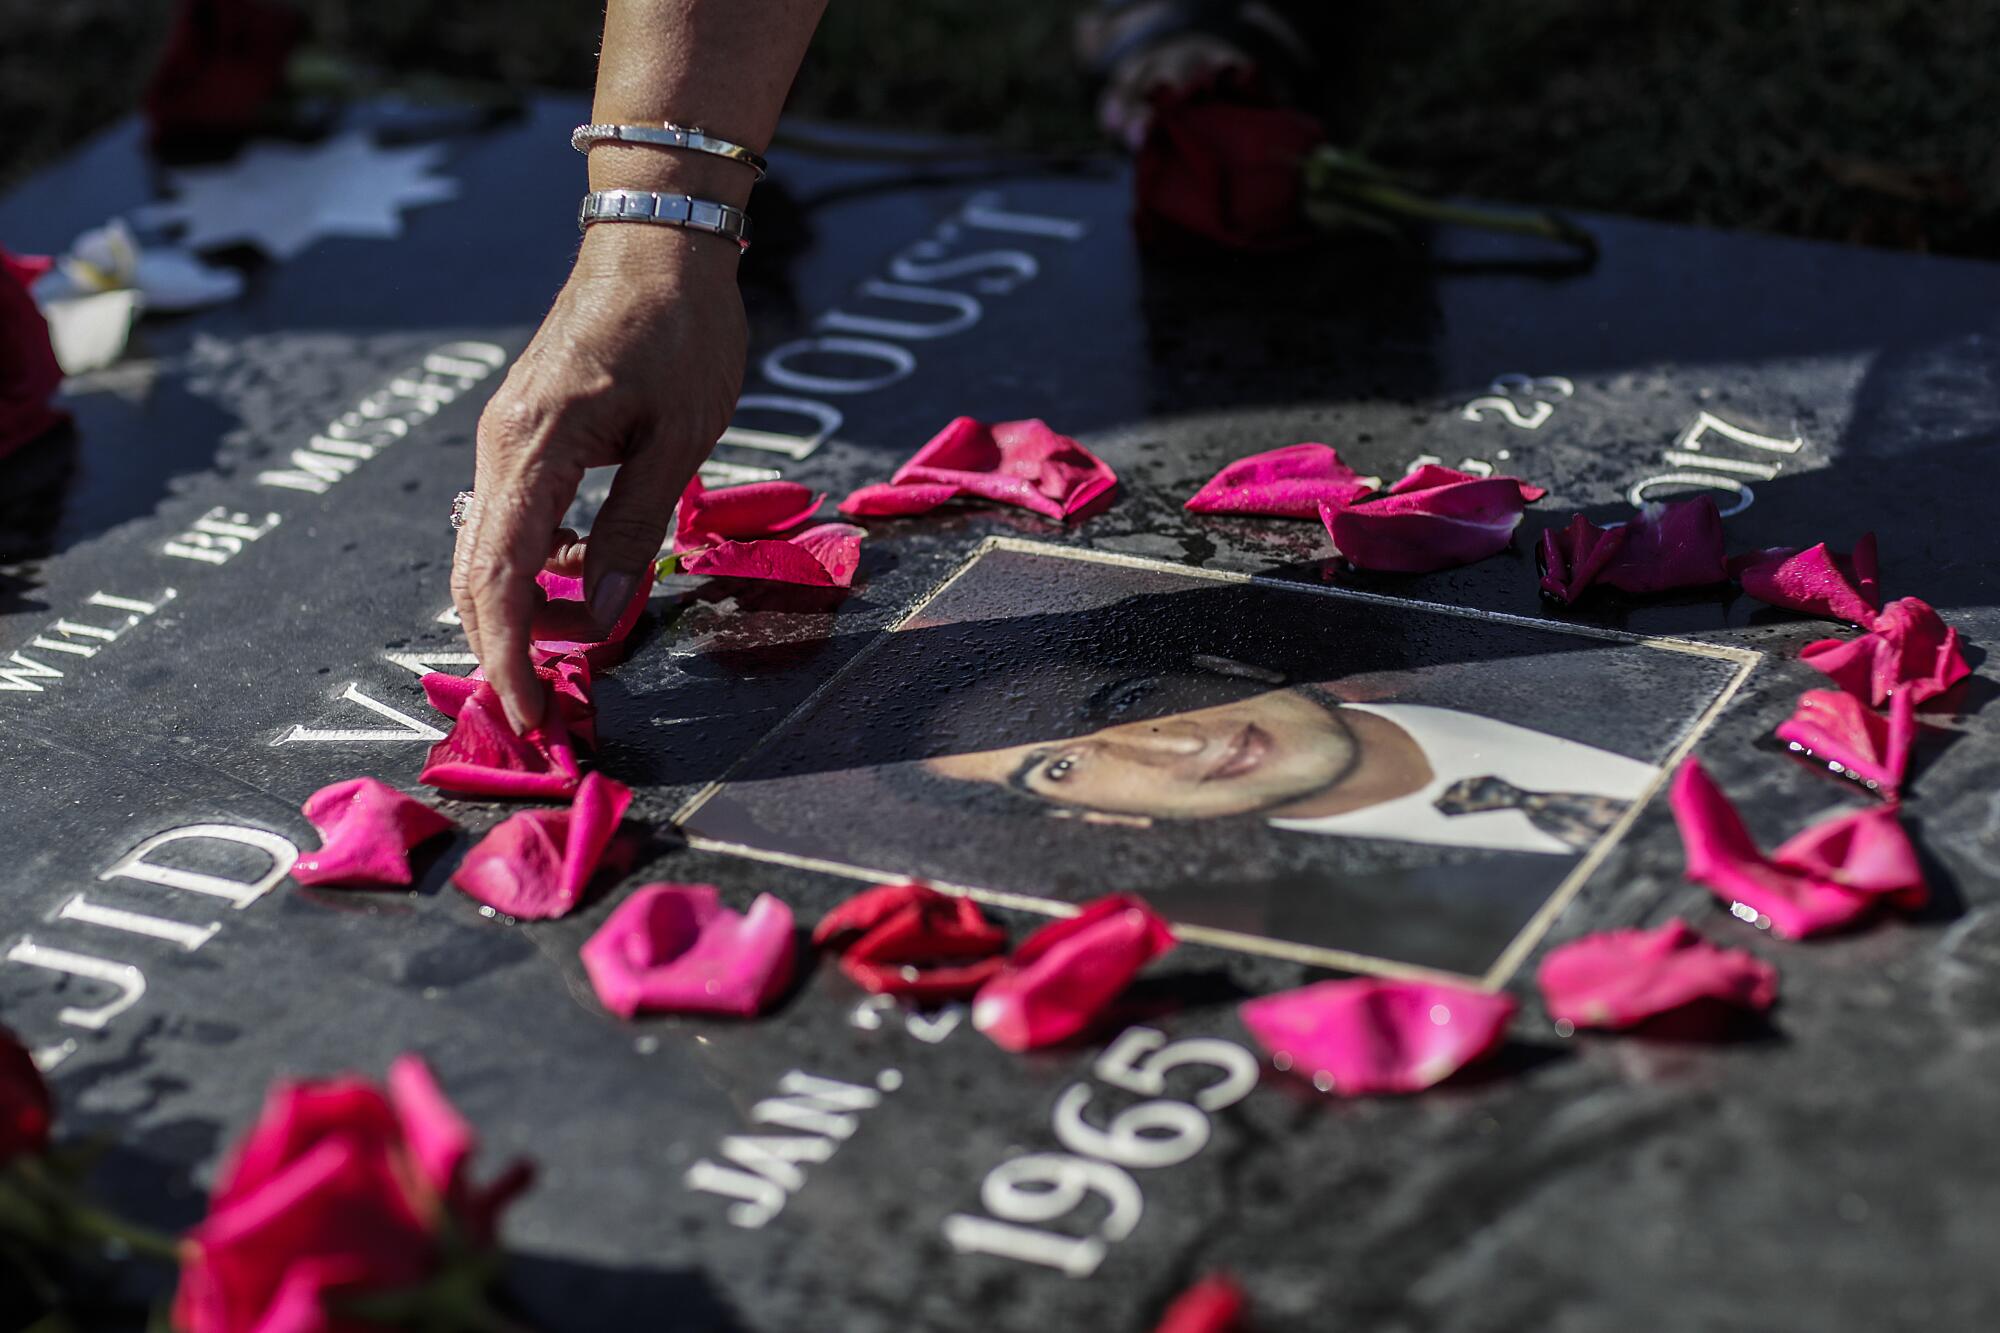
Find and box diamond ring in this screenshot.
[450,491,476,531]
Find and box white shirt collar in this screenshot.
[1267,703,1659,855]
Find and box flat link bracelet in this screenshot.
[577,190,752,253]
[571,122,769,180]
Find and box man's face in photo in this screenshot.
[925,686,1359,819]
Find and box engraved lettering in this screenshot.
[958,192,1089,241]
[1628,471,1753,516]
[86,592,166,615]
[257,446,363,494]
[717,1134,835,1194]
[749,1071,882,1140]
[817,281,983,342]
[888,246,1039,293]
[698,460,784,485]
[683,1160,790,1229]
[760,336,917,396]
[99,823,299,910]
[715,394,844,461]
[273,682,448,745]
[383,650,479,679]
[3,938,147,1030]
[0,653,65,692]
[164,506,283,566]
[56,894,221,951]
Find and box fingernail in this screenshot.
[589,571,636,632]
[501,690,542,735]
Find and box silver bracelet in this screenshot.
[577,190,752,253]
[571,122,769,180]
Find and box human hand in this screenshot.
[451,225,747,731]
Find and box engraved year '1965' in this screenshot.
[942,1026,1260,1278]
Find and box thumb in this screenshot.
[581,444,688,633]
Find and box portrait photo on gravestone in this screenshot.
[680,541,1757,979]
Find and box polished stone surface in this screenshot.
[2,95,1997,1331]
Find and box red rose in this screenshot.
[173,1055,531,1333]
[143,0,304,145]
[1,248,66,463]
[1133,70,1328,254]
[0,1026,53,1164]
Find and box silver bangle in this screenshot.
[571,122,769,180]
[577,190,752,253]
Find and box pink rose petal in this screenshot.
[532,569,649,670]
[679,522,865,588]
[1774,686,1915,795]
[674,476,824,546]
[838,481,966,517]
[1537,919,1777,1031]
[971,895,1175,1052]
[1153,1273,1250,1333]
[291,778,453,887]
[1320,465,1543,574]
[580,884,796,1018]
[418,682,581,800]
[1730,533,1880,626]
[384,1055,534,1243]
[1668,760,1875,939]
[450,772,631,920]
[1237,977,1515,1095]
[837,417,1117,521]
[1801,596,1971,708]
[1771,805,1927,910]
[425,656,598,750]
[1597,496,1729,594]
[1538,514,1629,604]
[1184,443,1378,518]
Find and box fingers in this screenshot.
[461,410,585,734]
[581,441,690,637]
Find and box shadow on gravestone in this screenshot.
[506,1249,748,1332]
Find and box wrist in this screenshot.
[572,219,744,292]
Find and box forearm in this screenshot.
[579,0,825,280]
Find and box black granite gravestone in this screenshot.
[2,94,1997,1331]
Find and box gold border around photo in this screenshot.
[674,537,1763,990]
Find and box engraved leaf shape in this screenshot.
[418,680,582,800]
[840,416,1118,521]
[1730,533,1881,626]
[813,881,1009,1003]
[1318,464,1545,574]
[1237,977,1515,1095]
[1774,686,1915,795]
[580,883,796,1018]
[291,777,453,888]
[1183,442,1379,518]
[1668,759,1878,939]
[971,895,1175,1051]
[1536,919,1777,1031]
[1800,596,1971,708]
[449,772,631,920]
